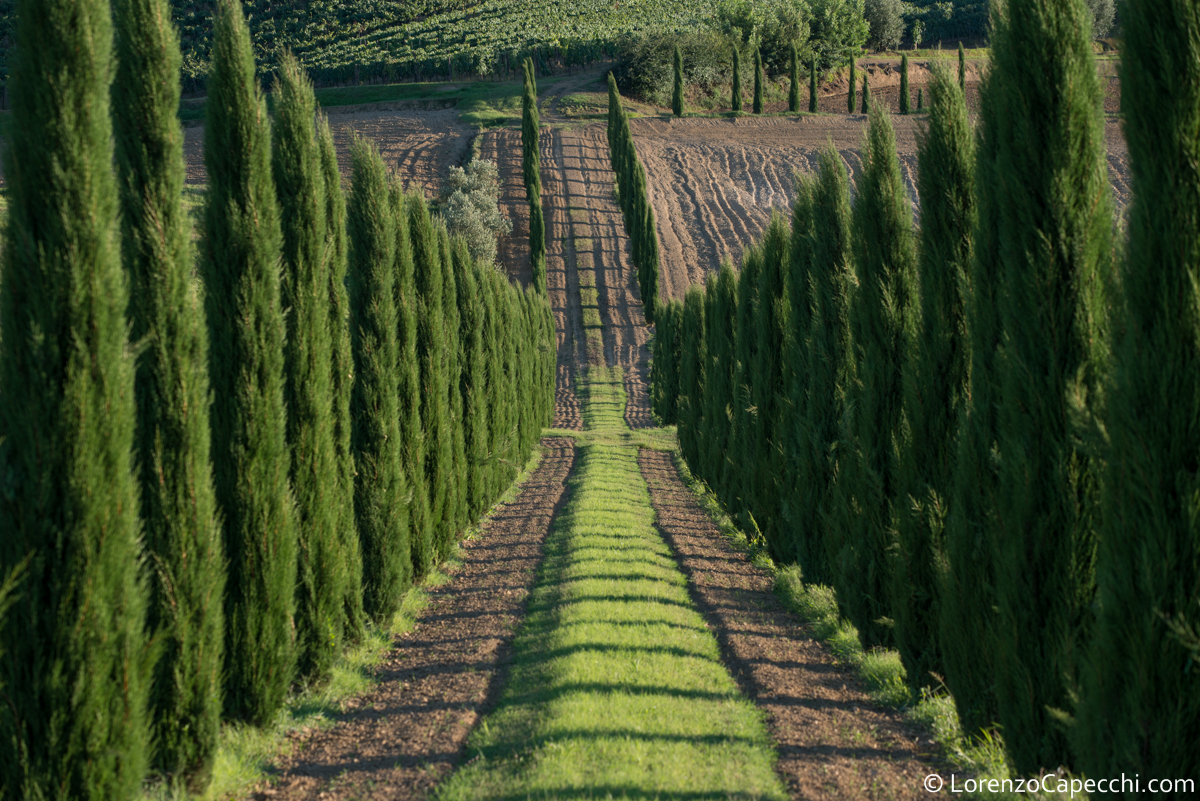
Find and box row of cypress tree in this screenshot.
[652,0,1198,784]
[0,0,555,797]
[522,57,547,295]
[607,74,660,323]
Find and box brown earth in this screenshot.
[638,450,943,801]
[631,113,1130,298]
[257,438,576,801]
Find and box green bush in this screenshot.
[439,159,512,268]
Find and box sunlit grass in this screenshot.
[438,367,787,800]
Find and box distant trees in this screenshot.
[608,74,661,322]
[864,0,904,51]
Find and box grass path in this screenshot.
[436,367,787,800]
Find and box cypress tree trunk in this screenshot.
[848,57,856,113]
[891,65,973,692]
[112,0,222,785]
[834,105,918,648]
[748,215,791,555]
[272,54,346,684]
[0,0,151,795]
[732,47,742,112]
[673,43,685,117]
[701,264,739,492]
[347,137,411,622]
[861,74,870,114]
[203,0,296,726]
[753,48,764,114]
[1074,0,1200,778]
[809,56,818,113]
[678,287,707,467]
[318,115,366,643]
[899,53,910,114]
[989,0,1112,772]
[409,192,452,576]
[390,184,432,587]
[788,43,800,112]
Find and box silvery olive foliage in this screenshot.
[439,159,512,267]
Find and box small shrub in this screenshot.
[438,159,512,267]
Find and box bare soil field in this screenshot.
[631,113,1130,297]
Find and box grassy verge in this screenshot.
[142,443,546,801]
[664,454,1085,801]
[437,367,787,800]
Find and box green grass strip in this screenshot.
[438,367,786,801]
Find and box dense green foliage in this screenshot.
[651,300,683,425]
[0,1,151,797]
[608,75,661,323]
[677,286,707,468]
[202,0,297,727]
[1073,1,1200,778]
[700,265,739,496]
[889,65,972,692]
[273,53,351,685]
[113,0,223,787]
[523,59,547,294]
[439,159,513,269]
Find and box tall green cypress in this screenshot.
[848,56,856,113]
[453,240,488,518]
[0,0,150,795]
[748,215,791,554]
[272,53,346,683]
[731,245,763,517]
[641,202,660,324]
[989,0,1112,772]
[347,137,411,622]
[678,286,707,467]
[833,105,918,649]
[809,56,818,113]
[794,146,854,585]
[523,59,546,294]
[673,43,685,117]
[318,115,366,643]
[1074,0,1200,779]
[899,53,910,114]
[390,184,431,588]
[917,87,924,112]
[651,300,683,425]
[112,0,222,785]
[861,73,870,114]
[438,221,468,551]
[958,42,966,93]
[203,0,296,725]
[732,46,743,112]
[788,43,800,112]
[890,65,973,692]
[409,192,451,575]
[753,48,764,114]
[701,265,739,491]
[940,65,1003,739]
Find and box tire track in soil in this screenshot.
[637,450,942,801]
[261,438,577,801]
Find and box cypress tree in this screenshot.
[861,73,870,114]
[702,265,739,491]
[917,87,924,112]
[958,42,966,93]
[203,0,296,725]
[940,62,1003,740]
[112,0,222,784]
[651,300,683,425]
[833,105,918,649]
[390,184,431,586]
[318,116,366,643]
[848,56,856,113]
[272,53,346,683]
[989,0,1112,772]
[732,46,743,112]
[0,0,150,795]
[347,137,411,622]
[730,244,763,517]
[437,222,468,550]
[890,65,973,692]
[523,58,546,294]
[678,285,707,467]
[748,215,791,554]
[409,192,452,575]
[788,43,800,113]
[753,48,764,114]
[641,202,660,324]
[809,55,818,113]
[673,43,685,117]
[453,240,488,518]
[899,53,910,114]
[1074,0,1200,779]
[795,145,854,586]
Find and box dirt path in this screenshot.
[261,438,576,801]
[638,450,942,801]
